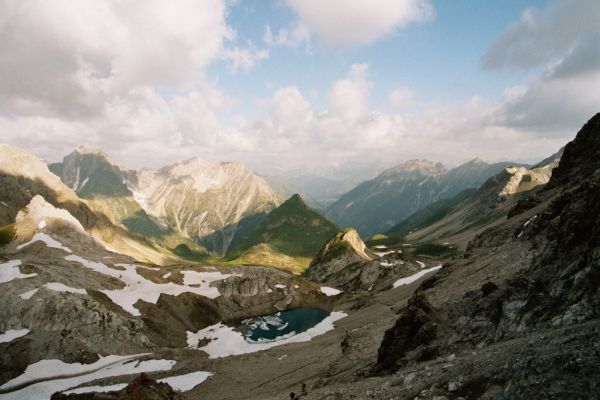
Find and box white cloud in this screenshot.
[222,46,270,72]
[0,0,234,119]
[283,0,434,46]
[483,0,599,70]
[484,0,600,135]
[263,24,311,48]
[328,64,371,121]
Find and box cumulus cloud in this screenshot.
[483,0,599,70]
[279,0,433,46]
[328,64,371,121]
[484,0,600,135]
[0,0,270,168]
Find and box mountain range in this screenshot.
[325,158,517,238]
[0,114,599,399]
[50,148,282,256]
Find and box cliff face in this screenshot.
[375,113,600,398]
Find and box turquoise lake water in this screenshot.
[241,307,327,343]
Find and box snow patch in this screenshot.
[393,265,442,288]
[18,233,72,253]
[274,284,286,289]
[0,259,37,283]
[65,371,213,395]
[19,288,39,300]
[0,329,29,343]
[65,256,235,316]
[416,261,426,269]
[162,272,171,279]
[373,250,395,257]
[187,311,348,358]
[66,383,127,394]
[320,287,342,296]
[373,245,388,249]
[44,282,86,295]
[380,261,393,267]
[159,371,213,392]
[38,220,46,229]
[0,355,175,400]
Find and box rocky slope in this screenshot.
[367,113,600,398]
[326,159,515,238]
[227,194,338,274]
[304,228,428,292]
[0,195,339,396]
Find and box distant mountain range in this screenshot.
[325,158,519,238]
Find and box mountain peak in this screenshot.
[74,146,111,160]
[381,159,447,177]
[548,113,600,188]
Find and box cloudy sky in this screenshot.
[1,0,599,173]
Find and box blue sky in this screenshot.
[211,0,550,117]
[1,0,598,172]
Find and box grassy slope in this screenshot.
[0,223,15,246]
[226,194,339,273]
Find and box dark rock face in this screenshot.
[51,374,188,400]
[374,113,600,396]
[376,293,441,372]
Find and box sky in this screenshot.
[1,0,599,174]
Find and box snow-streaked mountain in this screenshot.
[50,149,283,256]
[325,158,516,237]
[0,144,172,264]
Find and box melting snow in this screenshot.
[66,383,127,394]
[19,288,39,300]
[17,233,72,253]
[187,311,347,358]
[320,287,342,296]
[44,282,86,295]
[374,250,395,257]
[0,259,37,283]
[0,329,30,343]
[159,371,213,391]
[65,256,235,316]
[0,355,175,400]
[64,370,213,395]
[393,265,442,288]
